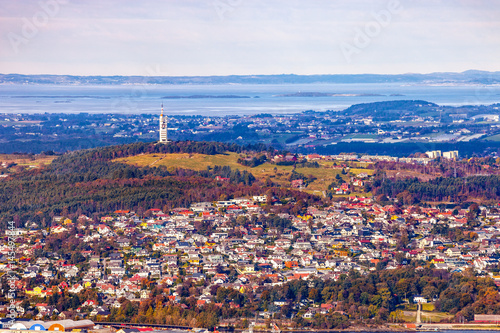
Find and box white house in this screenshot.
[413,295,428,304]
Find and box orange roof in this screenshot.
[294,273,310,278]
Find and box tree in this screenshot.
[308,288,319,303]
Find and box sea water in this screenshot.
[0,83,499,115]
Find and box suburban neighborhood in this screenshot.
[3,182,500,328]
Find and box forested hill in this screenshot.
[0,141,322,228]
[374,175,500,204]
[341,100,438,119]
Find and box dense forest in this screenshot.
[52,141,271,161]
[374,174,500,203]
[306,141,500,158]
[0,141,322,227]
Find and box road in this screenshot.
[95,322,192,330]
[416,303,422,324]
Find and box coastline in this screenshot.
[235,324,500,332]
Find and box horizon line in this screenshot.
[1,69,499,77]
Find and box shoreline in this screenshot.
[235,324,500,332]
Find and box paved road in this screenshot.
[95,322,192,330]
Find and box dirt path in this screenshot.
[149,154,166,167]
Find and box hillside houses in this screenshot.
[4,194,500,321]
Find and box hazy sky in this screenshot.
[0,0,499,76]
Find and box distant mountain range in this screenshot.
[1,70,500,85]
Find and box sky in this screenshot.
[0,0,499,76]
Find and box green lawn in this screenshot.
[422,303,435,311]
[420,311,453,323]
[401,311,416,322]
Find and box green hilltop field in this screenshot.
[114,152,374,196]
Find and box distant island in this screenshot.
[1,70,500,85]
[276,92,383,97]
[162,95,250,99]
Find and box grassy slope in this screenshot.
[401,303,453,323]
[0,154,57,167]
[114,152,374,193]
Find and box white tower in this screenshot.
[159,103,168,143]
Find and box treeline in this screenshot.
[229,214,293,234]
[374,175,500,202]
[237,154,267,167]
[375,159,499,179]
[305,142,500,158]
[0,137,143,155]
[204,165,255,185]
[51,140,272,163]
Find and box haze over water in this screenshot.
[1,83,499,115]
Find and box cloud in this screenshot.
[0,0,499,75]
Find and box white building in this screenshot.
[253,195,267,203]
[425,150,442,159]
[413,295,428,303]
[426,150,458,160]
[442,150,459,159]
[159,104,168,143]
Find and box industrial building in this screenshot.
[2,319,94,332]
